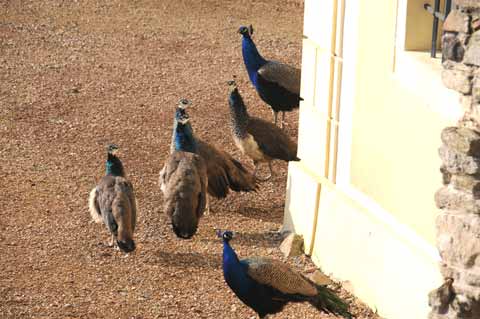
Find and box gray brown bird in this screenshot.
[227,80,300,181]
[170,100,258,202]
[88,144,137,253]
[159,107,208,239]
[218,230,352,319]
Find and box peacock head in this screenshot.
[178,98,191,110]
[105,143,125,177]
[227,78,237,94]
[238,25,254,38]
[107,143,119,155]
[216,229,234,242]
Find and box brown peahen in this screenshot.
[170,99,258,202]
[159,105,208,239]
[227,80,300,181]
[88,144,137,253]
[218,230,352,319]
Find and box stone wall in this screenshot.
[430,2,480,318]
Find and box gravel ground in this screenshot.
[1,1,380,318]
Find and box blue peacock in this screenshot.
[218,230,352,319]
[239,25,302,128]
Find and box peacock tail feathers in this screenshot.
[312,284,353,319]
[88,187,103,224]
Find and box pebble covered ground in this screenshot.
[1,0,380,318]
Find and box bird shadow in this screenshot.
[231,230,283,248]
[201,230,283,249]
[235,205,283,223]
[146,250,222,270]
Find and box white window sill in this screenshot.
[392,50,462,122]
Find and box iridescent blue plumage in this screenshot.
[221,232,285,318]
[174,111,197,154]
[239,25,302,127]
[219,230,352,319]
[241,35,267,88]
[105,145,125,177]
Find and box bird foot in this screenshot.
[255,173,272,182]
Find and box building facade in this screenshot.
[283,1,467,318]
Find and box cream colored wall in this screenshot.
[283,0,462,318]
[350,0,460,245]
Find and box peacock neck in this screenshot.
[229,89,249,139]
[223,240,243,275]
[106,154,125,177]
[174,122,197,153]
[242,36,267,87]
[222,240,253,298]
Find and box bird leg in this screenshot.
[268,162,273,180]
[205,195,210,215]
[108,234,115,248]
[281,111,286,129]
[272,110,278,126]
[253,161,272,182]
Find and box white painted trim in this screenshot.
[335,0,360,187]
[395,0,408,52]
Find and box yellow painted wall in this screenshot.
[350,0,458,245]
[283,0,462,317]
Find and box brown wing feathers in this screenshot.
[247,118,300,162]
[160,151,207,238]
[197,139,258,199]
[162,152,207,217]
[243,257,318,296]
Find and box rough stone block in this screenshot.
[442,32,466,63]
[441,165,453,185]
[473,17,480,32]
[459,113,480,133]
[439,145,480,175]
[473,75,480,103]
[435,186,480,213]
[436,213,480,267]
[461,94,474,112]
[451,174,480,197]
[279,233,304,257]
[465,31,480,66]
[441,127,480,156]
[444,10,470,33]
[442,68,473,94]
[441,264,480,288]
[428,278,454,315]
[455,0,480,9]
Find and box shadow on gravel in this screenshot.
[236,205,283,223]
[148,251,222,269]
[200,230,283,249]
